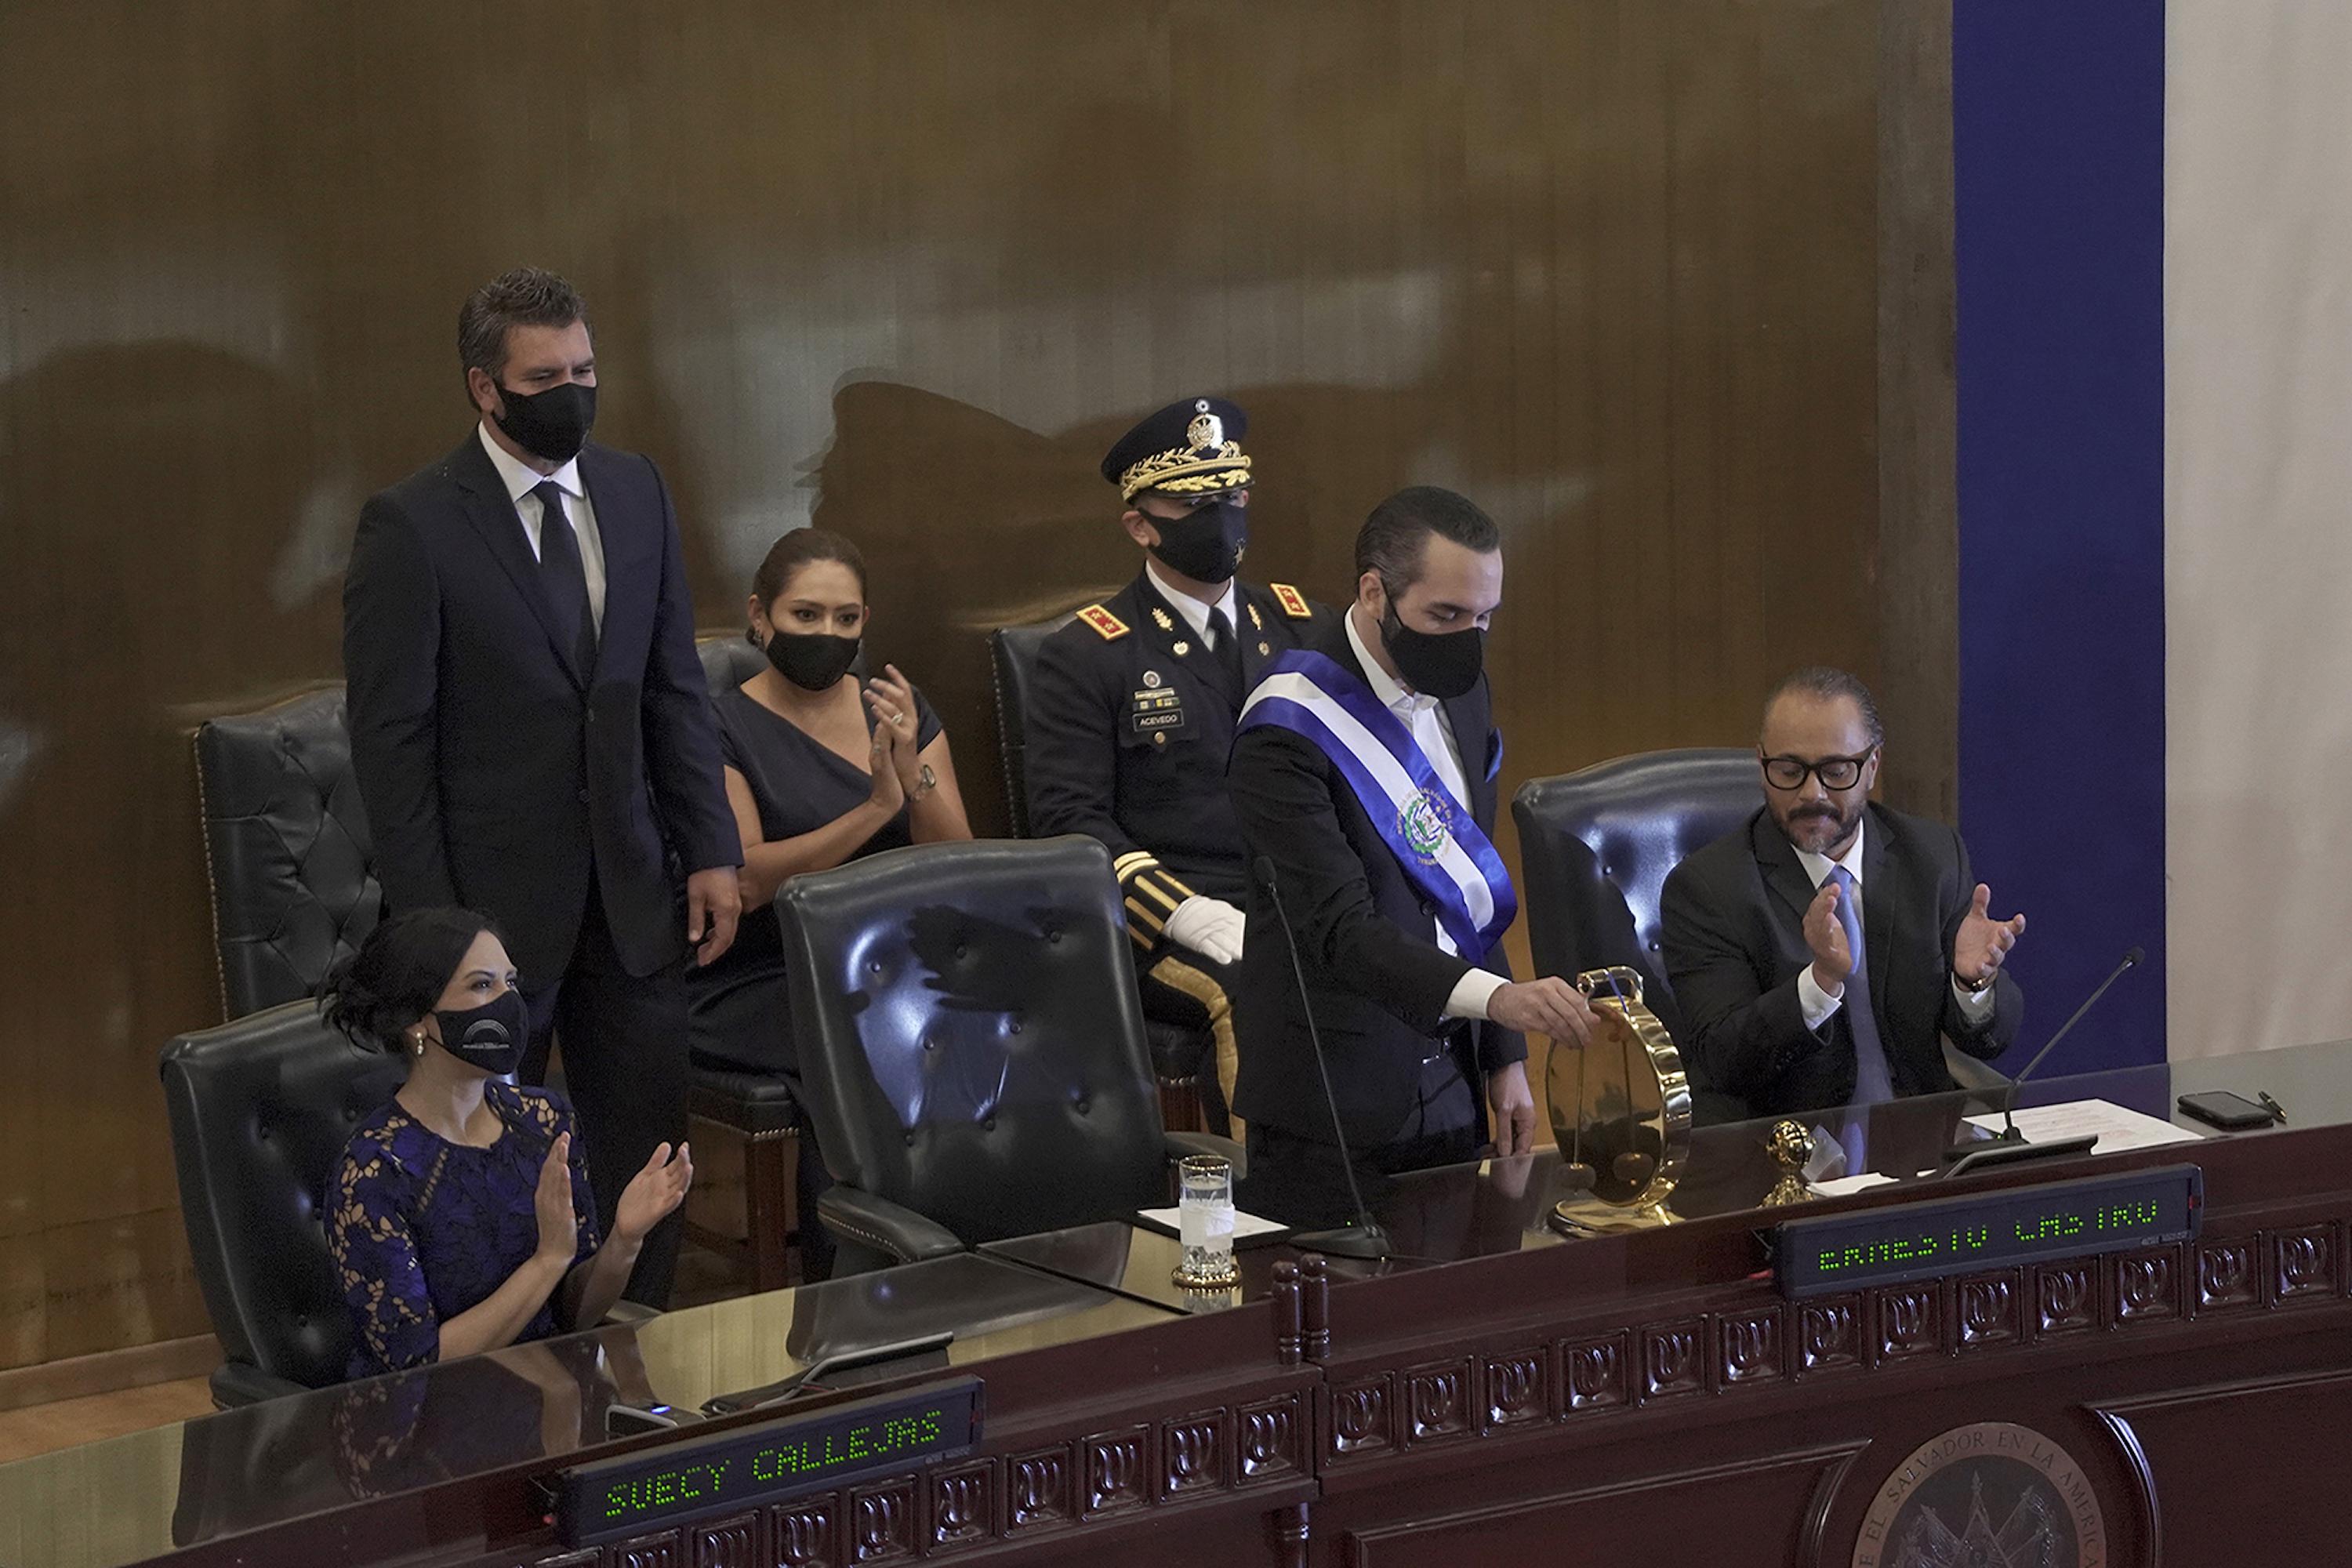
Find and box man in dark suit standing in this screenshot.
[1661,668,2025,1131]
[1229,487,1594,1216]
[343,268,742,1301]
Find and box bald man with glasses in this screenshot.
[1660,667,2026,1126]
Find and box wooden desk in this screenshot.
[9,1047,2352,1567]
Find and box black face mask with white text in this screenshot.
[431,989,528,1077]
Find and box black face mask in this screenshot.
[492,379,597,464]
[431,989,528,1077]
[764,630,863,691]
[1145,499,1248,584]
[1380,600,1486,701]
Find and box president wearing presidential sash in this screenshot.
[1229,487,1596,1211]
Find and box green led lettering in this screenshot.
[604,1480,633,1520]
[919,1410,942,1442]
[652,1472,677,1507]
[846,1424,873,1461]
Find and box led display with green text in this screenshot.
[1775,1164,2200,1299]
[552,1378,981,1546]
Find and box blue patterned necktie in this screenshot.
[1829,865,1896,1112]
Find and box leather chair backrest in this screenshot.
[160,1000,408,1390]
[776,835,1166,1243]
[696,631,769,702]
[194,688,383,1020]
[986,617,1075,837]
[1511,749,1762,1044]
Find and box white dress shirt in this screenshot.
[1791,817,1997,1029]
[1144,559,1240,650]
[478,423,607,630]
[1342,605,1505,1025]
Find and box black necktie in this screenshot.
[1208,604,1244,696]
[532,480,597,674]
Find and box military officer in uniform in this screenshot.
[1025,396,1327,1135]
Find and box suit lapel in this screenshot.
[1752,811,1821,931]
[1439,680,1496,833]
[449,434,588,689]
[1860,808,1896,1043]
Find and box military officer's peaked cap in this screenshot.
[1102,396,1253,503]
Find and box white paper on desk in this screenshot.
[1963,1098,2208,1152]
[1810,1172,1899,1197]
[1136,1207,1290,1240]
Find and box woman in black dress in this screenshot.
[687,528,972,1279]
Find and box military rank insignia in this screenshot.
[1080,604,1131,641]
[1272,583,1312,619]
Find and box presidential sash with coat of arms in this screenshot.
[1237,650,1517,963]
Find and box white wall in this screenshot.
[2166,1,2352,1057]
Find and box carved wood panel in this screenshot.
[2272,1224,2338,1305]
[1641,1318,1708,1401]
[1561,1330,1630,1414]
[1162,1408,1228,1499]
[1483,1345,1550,1431]
[1328,1373,1397,1462]
[1401,1357,1475,1447]
[771,1494,838,1568]
[1798,1296,1864,1376]
[1957,1270,2021,1351]
[928,1460,993,1554]
[1081,1425,1151,1519]
[1008,1444,1074,1534]
[2034,1261,2098,1337]
[1239,1393,1305,1486]
[848,1479,915,1563]
[2115,1246,2183,1324]
[611,1532,681,1568]
[1717,1308,1784,1388]
[688,1512,759,1568]
[2198,1237,2260,1312]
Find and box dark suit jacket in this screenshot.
[343,433,741,983]
[1228,614,1523,1146]
[1659,804,2021,1122]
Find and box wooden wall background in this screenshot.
[0,0,1951,1371]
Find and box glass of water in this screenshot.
[1172,1155,1240,1288]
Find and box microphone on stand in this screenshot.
[1254,855,1392,1259]
[1941,946,2143,1177]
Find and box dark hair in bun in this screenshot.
[319,907,507,1053]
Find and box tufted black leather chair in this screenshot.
[684,633,806,1290]
[1513,750,1765,1049]
[159,1000,408,1406]
[988,617,1214,1131]
[194,688,384,1020]
[778,836,1239,1274]
[984,616,1073,839]
[1514,749,2005,1124]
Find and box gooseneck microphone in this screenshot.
[1994,946,2143,1138]
[1255,855,1392,1259]
[1942,946,2143,1177]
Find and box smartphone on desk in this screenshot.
[2177,1091,2278,1131]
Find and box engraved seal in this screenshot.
[1853,1421,2107,1568]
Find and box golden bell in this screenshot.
[1547,967,1691,1236]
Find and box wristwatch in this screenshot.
[912,763,938,800]
[1955,966,1996,995]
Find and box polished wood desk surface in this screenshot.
[4,1038,2347,1568]
[0,1253,1179,1568]
[987,1039,2350,1312]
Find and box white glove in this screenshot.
[1163,895,1246,967]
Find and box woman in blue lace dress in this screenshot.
[322,908,693,1378]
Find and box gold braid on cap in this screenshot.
[1117,442,1252,503]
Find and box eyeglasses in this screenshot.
[1759,751,1875,792]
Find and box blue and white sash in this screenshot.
[1238,651,1517,963]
